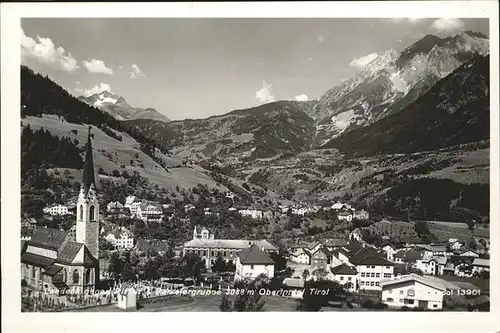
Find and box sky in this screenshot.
[21,18,489,120]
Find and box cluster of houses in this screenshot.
[382,239,490,279]
[284,230,489,310]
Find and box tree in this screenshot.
[211,254,227,273]
[302,269,310,281]
[108,252,123,280]
[219,277,267,312]
[99,237,115,251]
[467,219,476,234]
[181,253,206,282]
[414,221,431,241]
[296,279,346,311]
[269,252,287,272]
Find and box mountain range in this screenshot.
[122,31,489,161]
[78,90,171,123]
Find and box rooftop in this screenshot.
[29,228,68,250]
[330,264,357,275]
[349,247,394,266]
[184,238,277,251]
[380,273,447,292]
[238,244,275,265]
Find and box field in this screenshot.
[426,221,490,242]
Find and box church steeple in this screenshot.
[82,126,96,194]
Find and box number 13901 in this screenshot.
[442,289,480,296]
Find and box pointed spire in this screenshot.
[82,126,96,194]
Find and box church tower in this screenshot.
[76,127,100,262]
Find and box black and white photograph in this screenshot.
[1,1,499,333]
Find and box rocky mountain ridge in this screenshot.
[78,91,171,123]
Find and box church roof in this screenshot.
[43,265,64,276]
[29,228,68,250]
[21,252,55,269]
[238,244,275,265]
[57,241,83,264]
[82,127,96,195]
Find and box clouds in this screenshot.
[430,18,465,34]
[349,52,379,68]
[21,28,79,73]
[83,59,114,75]
[75,82,111,97]
[294,94,309,102]
[388,18,423,24]
[256,81,276,103]
[129,64,147,79]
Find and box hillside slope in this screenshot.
[122,100,316,161]
[323,54,489,157]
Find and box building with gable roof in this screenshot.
[234,244,275,281]
[330,264,358,292]
[349,246,394,290]
[184,227,277,268]
[117,283,137,310]
[104,227,135,250]
[21,128,99,294]
[381,273,447,310]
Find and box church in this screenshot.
[21,128,100,294]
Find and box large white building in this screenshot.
[43,204,69,216]
[183,226,277,268]
[380,274,447,310]
[349,247,394,291]
[234,244,275,281]
[137,202,164,223]
[104,227,134,250]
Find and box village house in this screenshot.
[234,244,275,281]
[382,243,398,262]
[353,209,369,220]
[307,241,323,254]
[349,247,394,291]
[124,195,136,210]
[21,217,37,229]
[183,226,278,268]
[337,211,354,222]
[330,264,358,292]
[380,274,447,310]
[238,208,264,219]
[416,255,448,275]
[106,201,124,213]
[458,249,480,258]
[323,239,347,252]
[449,241,464,251]
[137,202,164,223]
[104,227,135,250]
[21,227,34,241]
[310,247,332,270]
[454,260,474,278]
[128,201,142,217]
[289,247,311,265]
[472,258,489,274]
[43,204,69,216]
[225,191,236,200]
[331,202,350,211]
[423,244,450,257]
[21,129,99,294]
[162,204,174,219]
